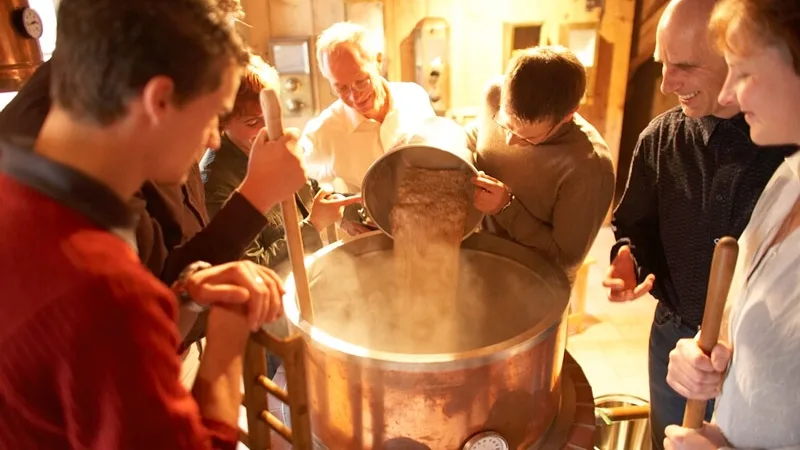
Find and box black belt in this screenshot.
[656,303,700,331]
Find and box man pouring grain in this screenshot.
[301,22,436,235]
[468,46,615,284]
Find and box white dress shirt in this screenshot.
[713,150,800,449]
[301,81,436,193]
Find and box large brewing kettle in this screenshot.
[279,231,572,449]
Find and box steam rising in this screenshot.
[299,168,552,354]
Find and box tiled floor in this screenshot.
[567,226,656,402]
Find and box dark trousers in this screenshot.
[649,303,714,450]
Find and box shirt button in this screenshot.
[716,194,724,201]
[714,238,721,245]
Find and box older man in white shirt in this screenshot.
[302,22,435,234]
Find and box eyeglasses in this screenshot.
[493,113,559,146]
[330,76,373,98]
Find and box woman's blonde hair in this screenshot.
[709,0,800,74]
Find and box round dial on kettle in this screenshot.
[462,431,509,450]
[13,7,44,40]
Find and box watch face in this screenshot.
[19,8,43,39]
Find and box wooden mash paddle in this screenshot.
[682,236,738,428]
[259,88,315,324]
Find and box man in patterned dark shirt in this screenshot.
[603,0,797,448]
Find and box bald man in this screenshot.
[602,0,796,447]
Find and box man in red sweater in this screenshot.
[0,0,307,448]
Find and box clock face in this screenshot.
[16,8,43,40]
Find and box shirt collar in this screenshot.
[0,137,136,234]
[695,112,800,177]
[341,102,366,134]
[540,117,575,145]
[697,113,749,146]
[787,149,800,180]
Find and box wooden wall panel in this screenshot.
[242,0,637,173]
[238,0,272,58]
[630,0,667,77]
[311,0,345,109]
[598,0,636,171]
[312,0,346,34]
[383,0,426,82]
[269,0,314,36]
[241,0,346,114]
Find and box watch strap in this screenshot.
[173,261,213,312]
[495,193,515,215]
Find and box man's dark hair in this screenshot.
[52,0,250,125]
[503,46,587,124]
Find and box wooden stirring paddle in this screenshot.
[259,88,315,325]
[682,236,738,428]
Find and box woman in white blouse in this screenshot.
[663,0,800,449]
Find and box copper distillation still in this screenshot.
[0,0,43,92]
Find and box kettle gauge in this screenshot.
[462,431,510,450]
[12,7,43,40]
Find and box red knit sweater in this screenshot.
[0,175,239,448]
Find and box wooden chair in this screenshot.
[240,330,314,450]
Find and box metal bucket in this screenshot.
[282,231,571,449]
[594,395,651,450]
[360,116,484,240]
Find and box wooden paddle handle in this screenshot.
[682,236,738,428]
[260,89,315,324]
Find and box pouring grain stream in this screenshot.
[259,89,315,324]
[389,167,471,353]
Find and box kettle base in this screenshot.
[257,353,597,450]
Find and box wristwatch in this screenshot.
[495,193,515,215]
[172,261,213,312]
